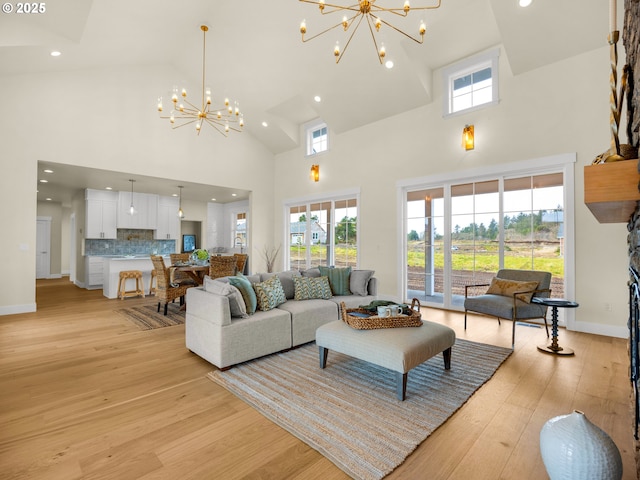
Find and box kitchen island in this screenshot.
[102,255,170,299]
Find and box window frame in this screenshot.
[283,188,360,271]
[442,47,500,118]
[305,119,329,157]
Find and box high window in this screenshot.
[443,48,499,116]
[286,194,358,271]
[306,120,328,156]
[232,211,247,249]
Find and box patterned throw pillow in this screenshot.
[318,266,352,296]
[486,277,539,303]
[253,275,287,311]
[293,276,333,300]
[228,274,258,314]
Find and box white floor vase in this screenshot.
[540,410,623,480]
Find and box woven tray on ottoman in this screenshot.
[340,298,423,330]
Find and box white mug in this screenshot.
[377,306,390,317]
[389,305,402,316]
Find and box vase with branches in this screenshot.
[259,245,281,273]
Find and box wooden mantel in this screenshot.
[584,159,640,223]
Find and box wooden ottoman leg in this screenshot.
[396,372,408,401]
[443,347,452,370]
[319,347,328,368]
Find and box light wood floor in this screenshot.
[0,277,637,479]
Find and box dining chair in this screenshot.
[209,255,237,279]
[150,255,194,315]
[233,253,248,275]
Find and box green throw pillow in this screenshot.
[318,266,352,296]
[293,276,333,300]
[253,275,287,311]
[228,274,258,314]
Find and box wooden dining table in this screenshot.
[171,264,209,285]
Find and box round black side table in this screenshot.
[531,297,579,356]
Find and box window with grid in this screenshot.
[443,48,499,116]
[306,120,328,156]
[286,196,358,271]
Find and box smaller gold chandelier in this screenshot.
[157,25,243,136]
[299,0,442,64]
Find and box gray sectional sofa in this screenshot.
[185,268,377,369]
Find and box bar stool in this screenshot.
[149,269,157,296]
[118,270,145,300]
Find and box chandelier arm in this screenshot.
[382,0,442,13]
[203,119,229,137]
[377,16,425,44]
[302,19,353,43]
[365,15,383,64]
[336,13,366,63]
[299,0,361,14]
[171,118,200,129]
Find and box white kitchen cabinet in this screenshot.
[155,195,180,240]
[117,192,158,229]
[86,256,104,289]
[85,189,118,239]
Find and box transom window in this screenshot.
[443,48,499,117]
[306,120,328,156]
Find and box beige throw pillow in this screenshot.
[486,277,539,303]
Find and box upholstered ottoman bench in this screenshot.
[316,320,456,401]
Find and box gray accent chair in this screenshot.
[464,269,552,348]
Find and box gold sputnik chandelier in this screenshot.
[157,25,243,136]
[299,0,442,64]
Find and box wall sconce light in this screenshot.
[310,164,320,182]
[462,124,474,151]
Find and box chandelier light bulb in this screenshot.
[225,122,230,133]
[300,19,307,34]
[157,97,163,112]
[404,0,411,12]
[379,44,386,59]
[342,16,348,30]
[239,116,244,127]
[196,121,201,131]
[334,41,340,59]
[170,112,175,124]
[419,20,426,36]
[181,88,187,98]
[171,86,178,103]
[375,17,382,31]
[319,0,325,10]
[206,87,212,105]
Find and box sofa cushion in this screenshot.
[301,267,321,278]
[318,266,352,296]
[293,275,333,300]
[350,269,375,296]
[228,274,258,314]
[486,277,539,303]
[253,275,287,311]
[260,270,301,300]
[203,276,248,318]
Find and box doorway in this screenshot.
[36,217,51,279]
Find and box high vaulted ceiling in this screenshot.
[0,0,613,154]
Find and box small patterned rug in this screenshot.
[208,338,512,480]
[115,302,184,330]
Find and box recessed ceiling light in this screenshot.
[39,179,48,183]
[314,95,322,103]
[231,193,237,197]
[105,186,113,190]
[262,121,268,127]
[46,198,52,201]
[50,51,61,57]
[519,0,532,6]
[385,60,394,69]
[43,169,53,173]
[172,193,178,197]
[211,198,217,202]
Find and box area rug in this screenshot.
[115,302,184,330]
[208,339,512,480]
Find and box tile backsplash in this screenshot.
[85,229,175,256]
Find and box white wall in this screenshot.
[0,63,275,314]
[273,45,630,338]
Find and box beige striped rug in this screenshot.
[115,302,184,330]
[208,338,512,480]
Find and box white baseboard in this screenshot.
[0,303,37,316]
[571,320,628,339]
